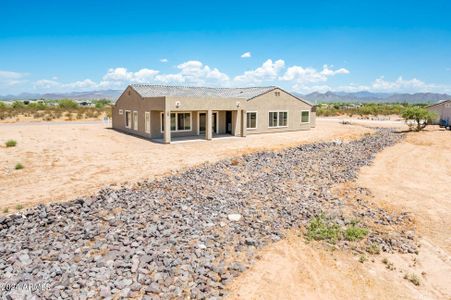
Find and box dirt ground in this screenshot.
[228,127,451,299]
[0,119,372,210]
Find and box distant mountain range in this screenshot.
[0,90,121,101]
[1,89,450,104]
[298,91,451,104]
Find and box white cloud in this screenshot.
[371,76,437,92]
[234,59,285,84]
[0,70,29,87]
[160,58,168,63]
[281,64,349,84]
[155,60,229,85]
[102,67,159,84]
[241,52,252,58]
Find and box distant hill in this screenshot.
[0,90,122,101]
[298,91,451,104]
[1,89,450,104]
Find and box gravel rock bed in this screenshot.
[1,129,409,299]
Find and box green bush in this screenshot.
[15,163,24,170]
[306,215,341,244]
[58,99,79,109]
[401,106,436,131]
[5,140,17,147]
[306,215,369,244]
[344,225,368,241]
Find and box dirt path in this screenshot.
[228,127,451,299]
[0,120,371,210]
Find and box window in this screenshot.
[119,109,123,115]
[279,112,287,126]
[145,112,151,134]
[161,112,192,132]
[275,91,281,96]
[133,111,138,130]
[301,111,310,123]
[246,112,257,129]
[268,111,288,128]
[125,110,131,128]
[177,113,191,131]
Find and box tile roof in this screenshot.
[130,84,277,100]
[427,99,451,108]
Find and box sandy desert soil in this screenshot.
[0,119,371,210]
[228,127,451,299]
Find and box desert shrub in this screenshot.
[15,163,24,170]
[366,243,381,254]
[3,207,9,213]
[306,215,341,244]
[12,101,25,109]
[404,273,420,286]
[307,215,369,244]
[15,204,24,210]
[5,140,17,147]
[76,112,84,119]
[344,224,368,241]
[58,99,78,109]
[94,99,111,108]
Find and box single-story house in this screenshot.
[427,99,451,126]
[112,84,316,143]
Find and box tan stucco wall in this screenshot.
[112,86,165,139]
[428,101,451,123]
[244,88,314,134]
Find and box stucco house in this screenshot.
[112,84,316,143]
[427,99,451,127]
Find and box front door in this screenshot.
[225,111,232,134]
[199,112,217,134]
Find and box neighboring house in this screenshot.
[112,84,316,143]
[427,99,451,125]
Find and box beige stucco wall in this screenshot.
[112,86,165,139]
[428,101,451,124]
[244,88,314,134]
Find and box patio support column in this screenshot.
[163,110,171,144]
[206,109,213,140]
[241,109,247,137]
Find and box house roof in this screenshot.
[427,99,451,108]
[130,84,278,100]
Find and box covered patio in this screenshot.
[159,109,246,144]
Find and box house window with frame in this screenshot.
[269,111,288,128]
[246,112,257,129]
[301,111,310,123]
[133,111,138,130]
[125,110,131,128]
[161,112,191,132]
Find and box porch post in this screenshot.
[206,109,213,140]
[163,110,171,144]
[241,109,247,137]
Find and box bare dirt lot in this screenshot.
[0,119,371,210]
[228,127,451,300]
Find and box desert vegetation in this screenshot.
[401,106,436,131]
[316,102,429,118]
[0,99,112,122]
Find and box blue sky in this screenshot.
[1,0,451,95]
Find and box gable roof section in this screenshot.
[427,99,451,108]
[130,84,277,100]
